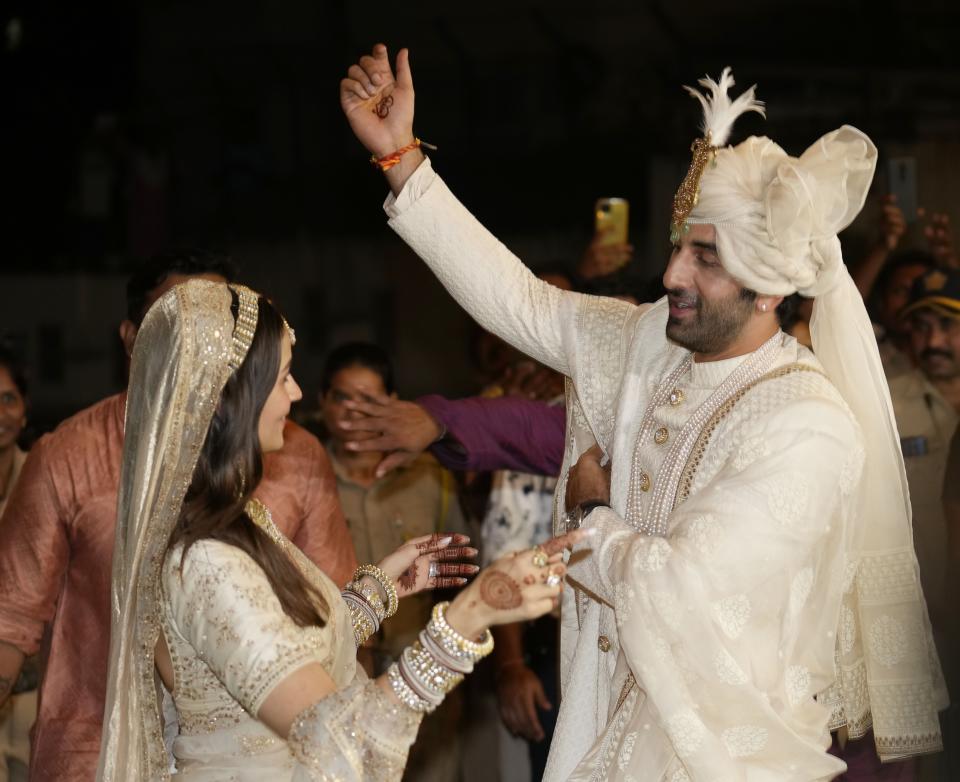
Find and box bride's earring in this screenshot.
[237,472,247,498]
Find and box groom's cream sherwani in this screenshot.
[385,160,940,781]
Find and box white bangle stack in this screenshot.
[387,601,494,714]
[425,601,494,668]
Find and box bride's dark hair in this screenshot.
[166,292,328,627]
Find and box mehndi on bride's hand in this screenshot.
[378,533,479,598]
[444,528,595,640]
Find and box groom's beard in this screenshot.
[665,288,755,355]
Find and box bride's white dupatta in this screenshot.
[97,280,251,780]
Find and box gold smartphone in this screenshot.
[595,198,629,246]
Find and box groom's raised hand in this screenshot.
[340,44,423,191]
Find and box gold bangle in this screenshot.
[347,579,386,623]
[342,589,379,646]
[353,564,399,618]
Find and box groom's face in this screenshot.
[662,224,755,355]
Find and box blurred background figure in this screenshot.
[893,270,960,695]
[849,202,960,779]
[318,341,469,782]
[851,194,957,377]
[0,348,28,519]
[0,347,32,782]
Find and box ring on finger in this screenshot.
[531,547,549,568]
[428,561,439,579]
[546,573,562,588]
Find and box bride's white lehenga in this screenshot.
[160,514,418,779]
[96,280,421,781]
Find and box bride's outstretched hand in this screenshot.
[445,528,595,639]
[340,43,415,159]
[378,533,479,598]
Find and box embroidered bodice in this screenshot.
[159,505,419,780]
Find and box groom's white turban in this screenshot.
[691,126,876,298]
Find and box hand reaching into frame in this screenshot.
[339,394,442,478]
[578,228,635,279]
[877,194,907,252]
[377,533,479,597]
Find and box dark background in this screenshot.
[2,0,959,429]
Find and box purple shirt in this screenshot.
[417,394,565,477]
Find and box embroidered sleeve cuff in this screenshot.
[384,157,437,218]
[566,506,631,604]
[288,679,421,778]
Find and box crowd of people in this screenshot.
[0,43,957,782]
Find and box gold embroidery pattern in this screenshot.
[160,527,347,744]
[614,672,637,714]
[287,680,421,779]
[177,704,247,735]
[237,733,281,757]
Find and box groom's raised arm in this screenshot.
[385,158,572,373]
[340,44,633,378]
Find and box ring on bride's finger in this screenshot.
[546,573,562,588]
[531,547,549,568]
[428,561,439,579]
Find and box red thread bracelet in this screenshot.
[370,137,436,172]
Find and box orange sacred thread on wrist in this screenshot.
[370,138,435,172]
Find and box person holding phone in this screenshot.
[579,199,634,279]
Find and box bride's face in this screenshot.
[257,332,302,453]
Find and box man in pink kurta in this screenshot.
[0,258,357,781]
